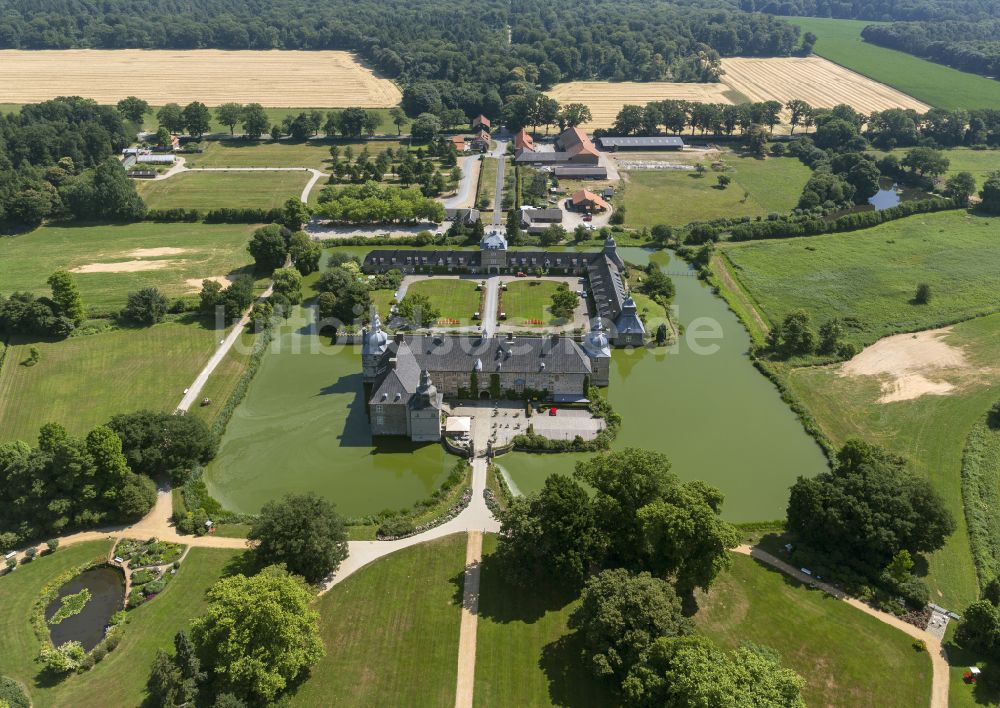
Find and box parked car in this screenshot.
[583,214,593,222]
[516,271,526,277]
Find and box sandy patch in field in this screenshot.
[839,327,968,403]
[71,260,175,274]
[0,49,401,107]
[127,247,189,257]
[185,275,235,292]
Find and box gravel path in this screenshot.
[734,544,948,708]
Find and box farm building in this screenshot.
[520,206,564,233]
[470,129,490,151]
[570,189,610,212]
[514,127,600,166]
[450,135,467,152]
[514,128,536,155]
[596,136,685,151]
[445,207,481,225]
[472,115,491,132]
[554,165,608,179]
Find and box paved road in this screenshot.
[480,276,499,333]
[444,154,480,210]
[734,544,949,708]
[176,284,274,413]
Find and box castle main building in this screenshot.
[361,322,615,441]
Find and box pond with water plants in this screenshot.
[44,566,125,652]
[501,248,829,522]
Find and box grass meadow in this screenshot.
[184,137,407,171]
[622,155,811,228]
[783,314,1000,610]
[501,280,564,326]
[784,17,1000,110]
[720,211,1000,349]
[0,320,227,442]
[289,535,465,707]
[405,278,481,327]
[870,147,1000,184]
[0,222,256,312]
[0,541,242,708]
[137,170,311,211]
[476,157,499,210]
[695,554,932,706]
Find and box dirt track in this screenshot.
[0,49,401,107]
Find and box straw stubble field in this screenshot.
[0,49,402,107]
[547,56,929,130]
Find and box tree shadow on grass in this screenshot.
[943,636,1000,705]
[458,552,580,625]
[540,632,619,707]
[220,549,257,578]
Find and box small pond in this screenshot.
[45,566,125,651]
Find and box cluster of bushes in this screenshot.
[763,310,860,361]
[0,676,29,708]
[728,197,958,242]
[960,410,1000,588]
[203,207,284,224]
[0,270,85,339]
[315,181,445,224]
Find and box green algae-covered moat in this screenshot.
[205,248,828,522]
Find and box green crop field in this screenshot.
[696,554,932,706]
[784,17,1000,110]
[0,222,256,312]
[0,321,227,442]
[784,313,1000,609]
[137,170,310,211]
[290,534,465,706]
[473,535,617,707]
[404,278,481,327]
[720,211,1000,349]
[184,137,407,171]
[501,280,567,326]
[0,541,241,708]
[622,155,811,228]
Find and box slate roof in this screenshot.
[369,341,422,405]
[554,166,608,178]
[363,249,482,269]
[385,334,592,377]
[521,207,563,223]
[597,136,685,149]
[588,255,627,321]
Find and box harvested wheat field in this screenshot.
[0,50,401,107]
[546,81,737,130]
[719,57,930,116]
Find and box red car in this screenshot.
[516,271,526,277]
[549,407,557,416]
[583,214,593,222]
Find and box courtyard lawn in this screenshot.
[473,535,616,707]
[290,534,466,707]
[404,278,481,327]
[0,541,242,708]
[784,17,1000,111]
[501,280,566,326]
[695,553,932,707]
[783,313,1000,610]
[137,170,310,211]
[0,221,256,313]
[369,288,397,322]
[622,155,811,228]
[0,320,226,442]
[720,211,1000,350]
[184,137,406,171]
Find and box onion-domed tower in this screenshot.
[581,319,611,386]
[361,313,388,384]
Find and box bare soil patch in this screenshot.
[71,260,176,274]
[839,327,969,403]
[127,247,189,257]
[0,49,402,107]
[185,275,235,292]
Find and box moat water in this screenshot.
[206,247,828,522]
